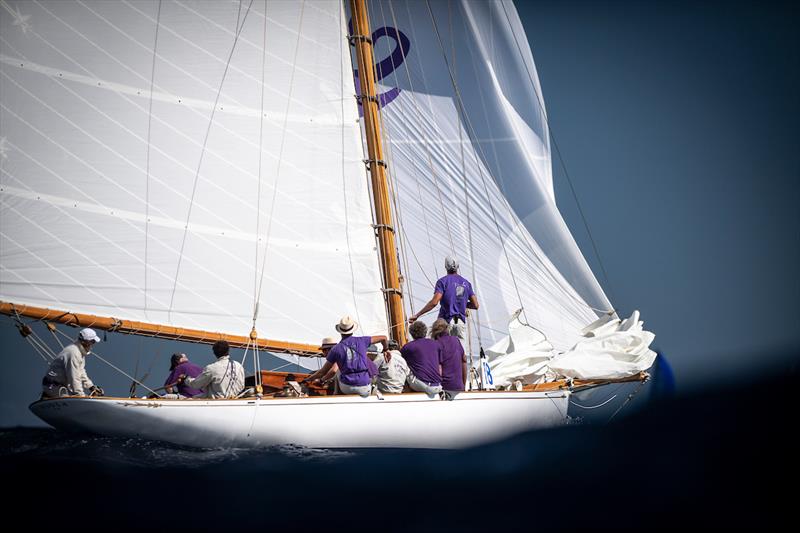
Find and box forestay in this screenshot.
[0,1,388,348]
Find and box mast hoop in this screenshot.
[371,223,395,233]
[347,34,373,45]
[362,158,388,170]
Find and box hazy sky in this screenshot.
[515,0,799,386]
[1,0,797,426]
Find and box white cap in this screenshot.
[78,328,101,343]
[445,256,459,272]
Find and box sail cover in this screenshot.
[361,0,613,351]
[0,0,389,346]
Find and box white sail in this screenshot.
[0,0,388,345]
[361,0,611,351]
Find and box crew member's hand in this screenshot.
[408,315,417,324]
[177,374,187,384]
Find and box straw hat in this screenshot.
[320,336,337,349]
[335,315,357,334]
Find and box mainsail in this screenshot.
[2,0,628,366]
[0,0,388,352]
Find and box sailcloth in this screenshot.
[0,1,388,348]
[362,0,612,352]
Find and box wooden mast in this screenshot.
[349,0,407,345]
[0,301,321,357]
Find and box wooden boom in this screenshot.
[0,301,321,357]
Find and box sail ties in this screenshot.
[362,158,388,170]
[356,94,379,105]
[372,223,395,234]
[347,34,373,45]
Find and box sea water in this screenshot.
[1,372,791,530]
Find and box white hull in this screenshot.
[30,391,570,449]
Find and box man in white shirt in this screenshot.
[369,340,410,394]
[41,328,104,398]
[180,340,245,399]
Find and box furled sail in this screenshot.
[0,0,388,348]
[360,0,612,351]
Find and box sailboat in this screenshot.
[0,0,656,448]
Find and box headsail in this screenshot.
[359,0,613,351]
[0,0,388,349]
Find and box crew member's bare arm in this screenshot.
[409,293,442,323]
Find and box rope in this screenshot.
[90,349,161,397]
[168,0,255,321]
[571,394,618,410]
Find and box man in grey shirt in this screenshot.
[369,340,410,394]
[41,328,103,398]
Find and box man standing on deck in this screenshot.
[408,256,479,344]
[41,328,104,398]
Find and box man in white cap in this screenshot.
[304,316,387,397]
[408,256,479,343]
[41,327,104,398]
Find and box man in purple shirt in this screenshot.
[164,353,203,398]
[304,315,387,397]
[431,319,467,397]
[408,256,479,345]
[400,320,443,396]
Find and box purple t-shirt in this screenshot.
[165,361,204,397]
[437,335,465,391]
[401,338,442,386]
[435,273,475,322]
[326,336,378,387]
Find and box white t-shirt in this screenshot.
[371,350,410,393]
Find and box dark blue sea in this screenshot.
[2,367,794,531]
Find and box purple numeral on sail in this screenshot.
[349,20,411,115]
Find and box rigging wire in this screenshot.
[168,0,255,321]
[387,0,458,264]
[143,0,162,320]
[340,0,363,327]
[251,0,269,387]
[253,0,306,314]
[370,0,419,316]
[498,1,617,305]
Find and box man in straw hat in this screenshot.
[41,327,104,398]
[304,316,387,397]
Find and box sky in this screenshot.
[1,0,798,426]
[515,0,799,387]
